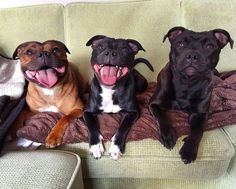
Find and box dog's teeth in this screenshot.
[35,73,39,78]
[116,66,119,69]
[119,67,122,70]
[117,70,121,77]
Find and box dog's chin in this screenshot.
[93,64,129,86]
[184,67,198,76]
[24,65,67,88]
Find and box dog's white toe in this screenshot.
[109,142,122,160]
[90,136,104,159]
[90,142,105,159]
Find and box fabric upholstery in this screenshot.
[64,0,181,83]
[223,125,236,146]
[83,173,236,189]
[0,150,84,189]
[182,0,236,72]
[0,4,64,57]
[0,0,236,188]
[50,129,234,180]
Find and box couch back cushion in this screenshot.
[0,4,64,58]
[65,0,182,82]
[1,1,234,83]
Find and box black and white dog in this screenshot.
[83,35,153,160]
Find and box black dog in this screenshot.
[149,27,233,164]
[84,35,153,160]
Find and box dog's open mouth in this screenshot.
[25,66,66,88]
[93,64,129,86]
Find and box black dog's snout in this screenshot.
[104,50,117,57]
[38,51,50,58]
[185,52,200,63]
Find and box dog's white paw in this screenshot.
[90,135,104,159]
[109,141,122,160]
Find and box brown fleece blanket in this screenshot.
[17,72,236,144]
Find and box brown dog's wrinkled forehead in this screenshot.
[13,40,70,59]
[42,40,70,53]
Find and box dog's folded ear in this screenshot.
[213,29,234,49]
[163,26,186,43]
[12,48,19,60]
[86,35,106,48]
[126,39,145,54]
[12,42,27,59]
[13,41,40,59]
[52,40,71,54]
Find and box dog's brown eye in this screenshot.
[25,50,33,56]
[206,44,215,49]
[52,47,61,53]
[97,45,103,50]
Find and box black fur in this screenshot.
[84,36,153,159]
[150,27,233,164]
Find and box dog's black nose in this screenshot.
[104,51,117,57]
[185,52,200,63]
[38,51,50,58]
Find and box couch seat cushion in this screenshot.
[0,150,83,189]
[223,124,236,146]
[53,129,234,180]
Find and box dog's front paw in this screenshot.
[160,126,177,150]
[109,141,122,160]
[90,135,104,159]
[179,137,198,164]
[45,132,62,148]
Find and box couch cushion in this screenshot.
[223,124,236,146]
[64,0,182,82]
[0,150,84,189]
[0,4,65,57]
[54,129,234,180]
[181,0,236,72]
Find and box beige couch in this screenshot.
[0,0,236,188]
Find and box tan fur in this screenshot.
[13,40,84,148]
[26,63,84,114]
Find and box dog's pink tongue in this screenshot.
[100,66,117,85]
[36,69,58,88]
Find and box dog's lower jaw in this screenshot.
[90,135,104,159]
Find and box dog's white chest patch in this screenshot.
[99,85,121,113]
[42,88,54,96]
[37,106,59,113]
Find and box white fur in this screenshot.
[99,85,122,113]
[37,106,59,113]
[90,135,104,159]
[109,135,122,160]
[0,58,25,99]
[42,88,54,96]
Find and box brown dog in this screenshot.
[13,40,84,148]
